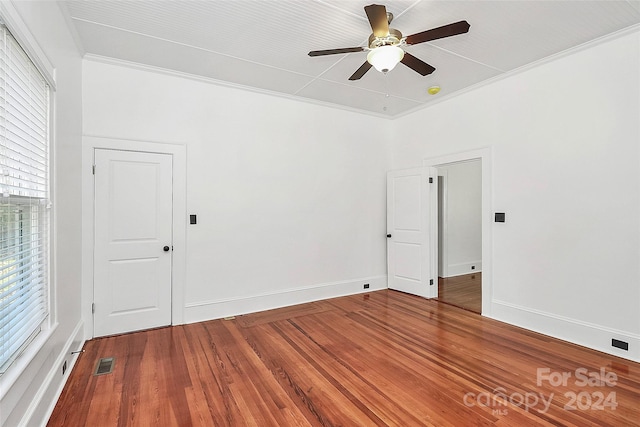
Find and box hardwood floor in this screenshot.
[438,273,482,313]
[48,290,640,426]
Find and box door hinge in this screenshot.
[429,177,433,184]
[92,165,96,175]
[430,279,434,286]
[91,303,95,313]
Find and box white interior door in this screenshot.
[387,167,437,298]
[93,149,173,337]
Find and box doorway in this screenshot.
[82,136,187,340]
[435,159,482,313]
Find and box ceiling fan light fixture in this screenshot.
[367,45,404,73]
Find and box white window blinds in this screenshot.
[0,24,50,374]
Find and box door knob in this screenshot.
[163,246,170,252]
[386,234,392,238]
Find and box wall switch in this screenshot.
[189,214,197,225]
[495,212,506,223]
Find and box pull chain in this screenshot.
[383,71,390,112]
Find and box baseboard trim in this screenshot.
[445,261,482,277]
[490,300,640,363]
[184,275,387,324]
[22,321,85,427]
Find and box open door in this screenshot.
[387,167,438,298]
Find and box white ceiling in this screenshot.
[60,0,640,118]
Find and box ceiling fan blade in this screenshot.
[400,52,436,76]
[308,47,365,57]
[364,4,389,38]
[349,61,373,81]
[405,20,470,45]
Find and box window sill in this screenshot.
[0,322,58,402]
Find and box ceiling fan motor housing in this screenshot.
[368,28,403,49]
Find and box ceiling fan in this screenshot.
[308,4,470,81]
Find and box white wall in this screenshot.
[0,1,84,426]
[392,29,640,361]
[5,5,638,425]
[438,160,482,277]
[82,59,391,325]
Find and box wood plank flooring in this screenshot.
[48,290,640,426]
[438,273,482,313]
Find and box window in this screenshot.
[0,24,50,374]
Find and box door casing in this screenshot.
[82,136,187,340]
[423,147,493,316]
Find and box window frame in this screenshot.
[0,1,56,395]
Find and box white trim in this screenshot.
[428,168,439,299]
[17,321,84,427]
[446,261,482,277]
[0,323,56,403]
[0,6,59,423]
[80,26,640,121]
[0,324,55,426]
[423,147,493,316]
[0,1,55,88]
[82,54,395,120]
[55,2,86,56]
[437,170,448,278]
[395,24,640,119]
[491,300,640,363]
[184,275,387,324]
[82,136,187,339]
